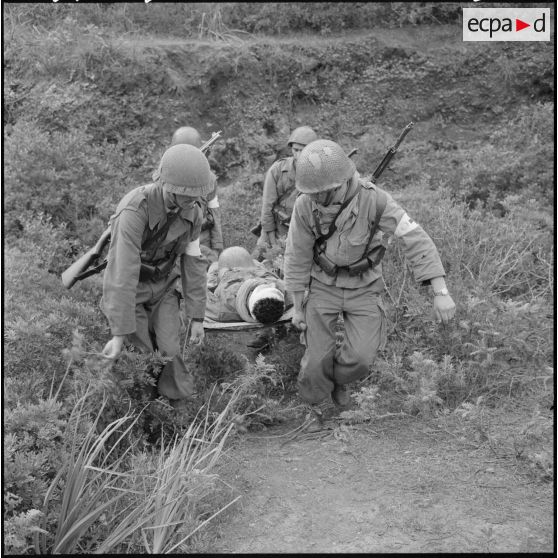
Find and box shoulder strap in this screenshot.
[314,188,360,244]
[362,187,387,260]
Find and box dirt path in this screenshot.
[209,417,553,553]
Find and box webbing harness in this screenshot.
[312,187,388,277]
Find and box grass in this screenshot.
[32,384,246,554]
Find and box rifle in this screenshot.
[371,122,413,182]
[312,123,414,277]
[61,227,111,289]
[250,146,360,237]
[62,131,224,289]
[200,130,222,154]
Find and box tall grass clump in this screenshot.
[25,390,241,554]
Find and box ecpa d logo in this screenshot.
[463,8,550,41]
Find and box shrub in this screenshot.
[3,399,69,514]
[4,122,131,237]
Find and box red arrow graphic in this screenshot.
[516,18,530,31]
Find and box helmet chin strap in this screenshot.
[321,172,359,207]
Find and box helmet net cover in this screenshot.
[295,139,356,194]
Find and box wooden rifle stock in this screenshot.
[61,227,111,289]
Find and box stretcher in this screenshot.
[202,307,294,332]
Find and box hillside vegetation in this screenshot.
[3,3,554,554]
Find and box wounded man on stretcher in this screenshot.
[203,246,294,330]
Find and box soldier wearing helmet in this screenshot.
[284,139,456,414]
[168,126,224,265]
[101,144,211,401]
[205,246,290,324]
[253,125,318,260]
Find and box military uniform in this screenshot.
[205,261,288,323]
[284,177,446,404]
[260,157,299,237]
[102,182,207,356]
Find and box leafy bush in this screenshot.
[4,122,132,237]
[4,399,69,514]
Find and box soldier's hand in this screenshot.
[102,336,124,360]
[189,320,205,345]
[292,309,306,331]
[433,294,456,325]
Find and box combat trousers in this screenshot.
[127,279,181,357]
[299,278,386,404]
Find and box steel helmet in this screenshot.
[218,246,255,270]
[171,126,202,148]
[287,126,318,147]
[295,139,356,194]
[159,144,212,196]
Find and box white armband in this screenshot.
[185,238,202,256]
[207,195,220,209]
[394,212,419,238]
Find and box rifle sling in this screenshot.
[313,188,360,246]
[360,187,387,262]
[313,187,388,275]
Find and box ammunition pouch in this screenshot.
[200,219,214,232]
[313,245,338,277]
[346,257,371,277]
[313,245,387,278]
[138,257,177,283]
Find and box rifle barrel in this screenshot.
[371,122,413,182]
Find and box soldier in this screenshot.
[205,246,288,324]
[253,125,318,259]
[248,126,318,350]
[284,139,456,416]
[154,126,224,265]
[101,144,211,401]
